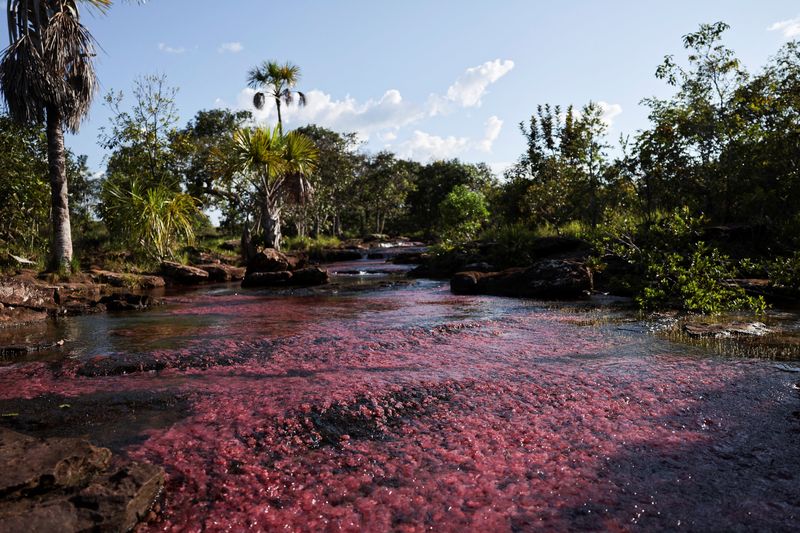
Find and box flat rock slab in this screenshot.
[0,428,163,532]
[90,270,166,290]
[160,262,209,285]
[197,264,246,282]
[683,322,772,338]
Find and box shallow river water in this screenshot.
[1,261,799,531]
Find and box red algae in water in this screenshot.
[1,285,799,531]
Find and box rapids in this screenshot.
[0,260,798,531]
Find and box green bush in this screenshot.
[768,252,800,291]
[438,185,489,243]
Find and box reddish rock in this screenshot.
[160,262,210,285]
[0,429,164,532]
[0,279,57,310]
[197,264,246,282]
[248,248,290,274]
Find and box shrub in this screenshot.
[438,185,489,243]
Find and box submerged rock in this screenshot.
[451,260,592,300]
[0,428,163,532]
[683,321,772,338]
[160,262,210,285]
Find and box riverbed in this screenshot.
[1,260,798,531]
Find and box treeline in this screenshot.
[2,22,799,300]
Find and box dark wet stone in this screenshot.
[310,248,364,263]
[242,270,293,288]
[160,262,210,285]
[288,267,329,287]
[451,260,592,300]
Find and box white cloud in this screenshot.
[430,59,514,115]
[768,16,800,38]
[219,42,244,53]
[395,115,504,161]
[237,87,423,141]
[158,43,186,54]
[597,101,622,127]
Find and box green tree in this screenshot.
[231,126,318,251]
[438,185,489,242]
[248,61,307,134]
[1,0,111,271]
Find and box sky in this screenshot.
[8,0,800,176]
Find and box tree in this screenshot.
[438,185,489,242]
[231,126,318,251]
[248,61,307,134]
[1,0,111,271]
[359,152,416,235]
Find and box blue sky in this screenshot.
[21,1,800,175]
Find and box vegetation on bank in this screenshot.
[1,19,799,314]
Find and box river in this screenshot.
[1,260,798,531]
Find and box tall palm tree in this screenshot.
[1,0,111,271]
[233,126,317,251]
[247,60,307,134]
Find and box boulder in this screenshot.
[288,267,329,287]
[311,248,364,263]
[248,248,290,273]
[451,260,592,300]
[197,264,246,282]
[0,279,57,310]
[219,239,240,252]
[0,429,163,532]
[241,270,293,288]
[90,270,165,290]
[284,252,308,271]
[160,262,209,285]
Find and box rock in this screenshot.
[463,262,495,273]
[0,429,163,532]
[248,248,291,273]
[100,293,158,312]
[90,270,165,290]
[450,260,592,300]
[0,428,111,495]
[683,321,772,339]
[241,270,293,288]
[288,267,329,287]
[284,252,308,271]
[0,279,57,310]
[160,261,209,285]
[197,264,246,282]
[0,306,48,328]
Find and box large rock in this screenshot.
[197,264,246,282]
[451,260,592,299]
[311,248,364,263]
[0,429,163,532]
[241,270,293,288]
[248,248,290,273]
[90,270,165,290]
[0,278,57,310]
[160,261,209,285]
[288,267,329,287]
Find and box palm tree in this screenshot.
[233,126,317,251]
[1,0,111,271]
[247,61,307,134]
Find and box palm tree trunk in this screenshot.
[265,210,282,250]
[275,98,283,135]
[46,106,73,271]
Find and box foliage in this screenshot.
[283,235,342,253]
[438,185,489,243]
[100,178,200,263]
[768,253,800,291]
[595,208,766,314]
[248,60,306,133]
